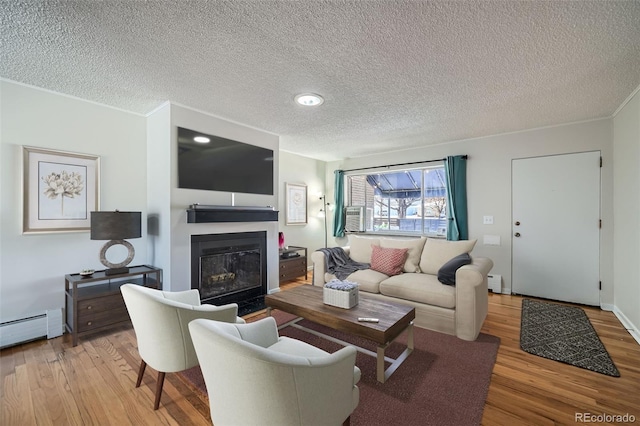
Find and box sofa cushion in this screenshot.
[419,238,477,275]
[437,253,472,285]
[380,237,426,273]
[370,245,407,276]
[379,273,456,309]
[348,235,380,264]
[325,268,388,294]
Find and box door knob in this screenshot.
[514,232,521,237]
[514,221,520,226]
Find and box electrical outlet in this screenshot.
[483,215,494,225]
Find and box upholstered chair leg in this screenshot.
[342,416,351,426]
[154,371,166,410]
[136,360,147,388]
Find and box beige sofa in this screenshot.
[311,235,493,341]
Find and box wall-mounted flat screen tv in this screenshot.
[177,127,274,195]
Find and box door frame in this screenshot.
[511,150,601,305]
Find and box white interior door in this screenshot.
[512,151,600,306]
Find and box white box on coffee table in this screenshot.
[323,284,359,309]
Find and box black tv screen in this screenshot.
[177,127,274,195]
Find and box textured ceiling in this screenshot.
[2,1,639,162]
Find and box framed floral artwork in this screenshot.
[285,182,307,225]
[23,146,100,234]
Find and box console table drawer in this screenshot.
[78,294,124,314]
[280,257,306,271]
[279,256,307,282]
[77,306,130,332]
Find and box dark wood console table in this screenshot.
[279,246,307,283]
[65,265,162,346]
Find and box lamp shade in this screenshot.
[91,211,142,240]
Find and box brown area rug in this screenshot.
[179,310,500,426]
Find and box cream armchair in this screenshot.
[189,317,360,426]
[120,284,245,410]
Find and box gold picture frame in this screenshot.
[285,182,307,225]
[23,146,100,234]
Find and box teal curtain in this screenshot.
[445,156,468,241]
[333,170,346,238]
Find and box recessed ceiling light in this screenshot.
[193,136,210,143]
[294,93,324,107]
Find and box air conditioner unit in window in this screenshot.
[365,208,373,231]
[345,206,365,232]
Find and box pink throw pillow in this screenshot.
[370,245,408,276]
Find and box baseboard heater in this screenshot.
[487,274,502,293]
[0,309,63,349]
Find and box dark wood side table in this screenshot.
[65,265,162,346]
[279,246,308,283]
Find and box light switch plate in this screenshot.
[483,215,494,225]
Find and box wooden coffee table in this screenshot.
[265,285,415,383]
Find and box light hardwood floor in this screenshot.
[2,279,639,425]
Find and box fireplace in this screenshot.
[191,231,267,316]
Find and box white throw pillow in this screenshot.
[380,237,427,273]
[348,235,380,263]
[419,238,477,275]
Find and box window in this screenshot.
[346,166,448,237]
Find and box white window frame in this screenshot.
[345,165,448,238]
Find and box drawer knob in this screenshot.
[87,321,92,326]
[87,305,92,310]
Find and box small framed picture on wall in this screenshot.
[22,146,100,234]
[285,182,307,225]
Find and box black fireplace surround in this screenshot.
[191,231,267,316]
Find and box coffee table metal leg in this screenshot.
[377,322,414,383]
[377,343,389,383]
[407,322,414,350]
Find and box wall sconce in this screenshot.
[91,211,142,275]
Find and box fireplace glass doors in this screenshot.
[199,244,260,299]
[191,232,267,314]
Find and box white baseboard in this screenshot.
[600,303,615,312]
[612,307,640,345]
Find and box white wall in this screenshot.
[327,119,615,306]
[613,88,640,338]
[2,78,634,338]
[278,150,327,267]
[0,80,147,323]
[146,102,172,280]
[146,103,282,294]
[0,83,300,328]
